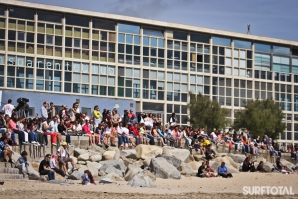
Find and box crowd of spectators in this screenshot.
[1,98,298,180]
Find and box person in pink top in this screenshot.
[171,125,182,148]
[82,120,94,145]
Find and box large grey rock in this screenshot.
[87,145,106,154]
[99,173,124,181]
[124,165,142,181]
[135,144,163,159]
[193,155,204,162]
[149,157,181,179]
[105,166,123,177]
[74,148,88,157]
[103,151,116,160]
[188,161,201,172]
[214,156,240,170]
[162,147,190,163]
[69,170,84,180]
[132,160,144,168]
[78,161,86,165]
[281,159,295,169]
[90,155,102,162]
[127,172,156,187]
[99,159,127,177]
[78,153,90,161]
[156,154,182,169]
[179,162,196,176]
[143,158,152,168]
[142,170,156,181]
[121,149,137,159]
[210,162,239,173]
[107,147,120,160]
[120,155,132,167]
[28,162,40,180]
[227,153,246,163]
[86,161,102,177]
[263,162,274,172]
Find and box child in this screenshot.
[81,170,91,185]
[139,123,146,144]
[81,170,95,185]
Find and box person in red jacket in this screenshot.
[129,123,140,138]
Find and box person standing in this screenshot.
[2,99,15,117]
[41,102,48,120]
[93,106,102,126]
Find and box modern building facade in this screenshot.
[0,0,298,144]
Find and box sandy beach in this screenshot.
[0,173,297,199]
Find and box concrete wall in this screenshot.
[1,90,136,117]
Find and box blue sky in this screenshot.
[26,0,298,41]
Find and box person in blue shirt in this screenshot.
[217,162,233,178]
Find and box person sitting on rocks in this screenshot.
[57,142,77,174]
[200,137,210,155]
[39,154,55,180]
[256,161,267,173]
[197,161,210,177]
[205,161,216,177]
[15,151,31,178]
[217,162,233,178]
[50,154,67,178]
[205,144,216,160]
[0,137,13,163]
[242,157,256,172]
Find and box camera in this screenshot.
[17,98,29,104]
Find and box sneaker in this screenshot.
[68,143,73,147]
[59,142,62,146]
[31,141,36,144]
[40,144,45,147]
[97,144,103,147]
[52,143,57,146]
[8,159,13,163]
[36,142,41,146]
[111,144,117,147]
[2,159,7,162]
[64,176,68,179]
[22,142,28,145]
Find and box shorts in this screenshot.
[145,126,151,130]
[58,157,72,164]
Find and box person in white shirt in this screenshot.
[49,116,62,145]
[50,154,67,178]
[56,142,77,174]
[43,118,57,146]
[117,122,129,149]
[41,102,48,119]
[72,120,82,135]
[2,99,15,117]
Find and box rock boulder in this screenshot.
[135,145,163,159]
[149,157,181,179]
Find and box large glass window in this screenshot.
[254,43,271,52]
[234,40,251,49]
[190,33,209,43]
[273,56,290,73]
[212,37,230,46]
[273,46,290,54]
[8,7,35,20]
[65,15,89,27]
[254,53,270,71]
[93,19,116,31]
[37,11,63,23]
[118,23,140,34]
[143,29,163,37]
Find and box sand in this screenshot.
[0,173,297,199]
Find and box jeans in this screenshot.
[61,132,71,144]
[242,145,250,153]
[0,128,6,136]
[118,135,129,145]
[40,170,55,180]
[28,132,38,142]
[291,152,297,160]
